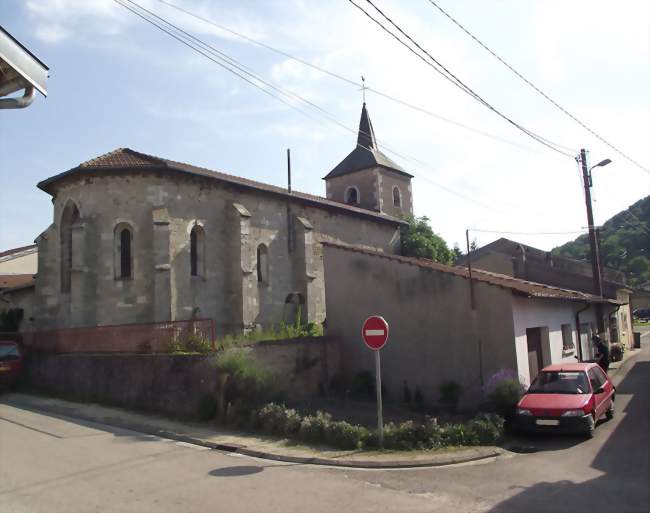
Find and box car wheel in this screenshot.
[606,398,615,420]
[585,413,596,438]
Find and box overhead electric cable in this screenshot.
[469,228,588,236]
[349,0,576,157]
[425,0,650,174]
[114,0,516,215]
[153,0,545,153]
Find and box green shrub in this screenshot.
[196,394,218,421]
[299,411,332,444]
[487,379,525,416]
[382,420,434,450]
[324,420,368,450]
[440,423,468,446]
[166,333,213,354]
[438,381,463,410]
[215,351,279,406]
[215,311,323,350]
[185,333,213,353]
[283,408,302,437]
[610,343,625,362]
[465,413,505,445]
[256,403,301,436]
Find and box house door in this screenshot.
[526,328,544,382]
[580,323,592,360]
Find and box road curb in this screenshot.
[2,394,502,469]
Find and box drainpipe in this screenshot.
[576,303,591,361]
[0,85,35,109]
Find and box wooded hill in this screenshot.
[553,196,650,288]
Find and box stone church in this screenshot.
[27,103,414,335]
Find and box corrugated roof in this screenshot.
[37,148,406,226]
[324,103,412,179]
[322,241,623,304]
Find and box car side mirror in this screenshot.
[596,386,605,394]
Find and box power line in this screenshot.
[469,228,588,236]
[114,0,517,216]
[425,0,650,174]
[153,0,542,153]
[350,0,576,157]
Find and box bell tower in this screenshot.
[324,103,413,217]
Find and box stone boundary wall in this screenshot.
[22,336,340,420]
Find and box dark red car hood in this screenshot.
[519,393,591,413]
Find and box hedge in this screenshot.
[252,402,504,451]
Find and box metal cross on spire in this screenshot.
[361,75,366,103]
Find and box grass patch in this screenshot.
[217,320,323,350]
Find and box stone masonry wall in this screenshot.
[22,337,340,420]
[33,171,401,335]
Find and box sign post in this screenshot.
[374,349,383,446]
[362,315,389,447]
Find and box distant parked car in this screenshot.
[0,340,23,390]
[515,362,615,438]
[633,308,650,321]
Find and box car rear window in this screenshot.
[528,371,589,394]
[0,344,20,361]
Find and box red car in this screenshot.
[515,362,615,438]
[0,340,23,390]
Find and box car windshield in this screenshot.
[528,371,589,394]
[0,344,20,361]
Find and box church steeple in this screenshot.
[357,103,377,150]
[323,102,410,180]
[323,102,413,217]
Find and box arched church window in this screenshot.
[345,186,360,205]
[60,201,80,292]
[393,186,401,208]
[190,224,205,277]
[114,224,133,280]
[257,243,269,285]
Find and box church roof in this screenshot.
[323,103,412,180]
[37,148,405,226]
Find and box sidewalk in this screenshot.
[608,332,647,374]
[6,337,644,469]
[0,392,502,469]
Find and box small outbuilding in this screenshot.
[322,242,622,407]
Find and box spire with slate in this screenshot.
[324,103,412,180]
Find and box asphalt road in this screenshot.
[1,343,648,513]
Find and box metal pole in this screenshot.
[579,149,605,334]
[375,349,384,447]
[466,229,475,310]
[287,148,292,194]
[286,148,293,253]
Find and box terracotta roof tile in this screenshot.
[38,148,405,226]
[0,274,34,290]
[78,148,162,168]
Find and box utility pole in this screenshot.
[579,148,605,335]
[286,148,294,252]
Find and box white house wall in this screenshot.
[0,250,38,275]
[512,296,583,386]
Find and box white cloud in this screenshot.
[10,0,649,252]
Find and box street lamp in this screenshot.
[578,149,612,337]
[587,158,612,185]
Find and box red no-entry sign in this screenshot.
[362,315,389,350]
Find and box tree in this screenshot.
[553,195,650,287]
[401,216,453,265]
[452,243,463,263]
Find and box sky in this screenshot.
[1,0,649,253]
